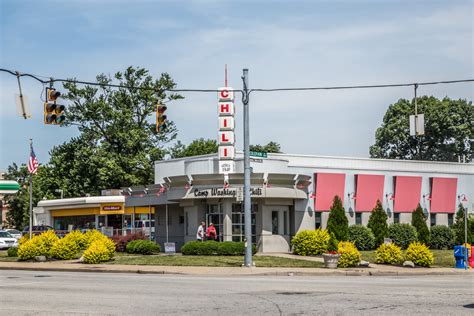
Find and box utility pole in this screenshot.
[242,69,252,267]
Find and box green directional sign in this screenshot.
[249,151,267,158]
[0,180,20,194]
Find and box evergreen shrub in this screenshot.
[388,223,417,249]
[337,241,361,268]
[181,241,256,256]
[367,201,388,247]
[430,225,455,250]
[112,231,147,252]
[7,247,18,257]
[326,196,349,241]
[453,204,472,245]
[126,240,160,255]
[291,229,330,256]
[348,225,376,250]
[411,204,430,245]
[375,243,402,265]
[405,242,434,267]
[181,241,219,255]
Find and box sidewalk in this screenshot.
[0,259,471,277]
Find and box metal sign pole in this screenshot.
[242,68,252,267]
[166,204,169,243]
[28,139,33,240]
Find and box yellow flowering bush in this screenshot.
[83,240,112,264]
[18,235,29,247]
[82,230,115,261]
[51,238,80,260]
[405,242,434,267]
[375,243,402,265]
[18,230,59,260]
[63,230,87,250]
[291,229,330,256]
[337,241,361,268]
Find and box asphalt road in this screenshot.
[0,270,473,315]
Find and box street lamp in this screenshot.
[458,194,469,269]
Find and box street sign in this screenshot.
[164,242,176,254]
[0,180,20,194]
[249,151,267,158]
[236,187,244,202]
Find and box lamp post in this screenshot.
[458,194,468,269]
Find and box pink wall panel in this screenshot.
[314,173,346,211]
[430,178,457,213]
[355,174,384,212]
[393,176,422,213]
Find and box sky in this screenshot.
[0,0,473,171]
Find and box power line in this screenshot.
[1,68,473,94]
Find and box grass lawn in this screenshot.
[0,250,18,262]
[360,249,455,268]
[109,253,324,268]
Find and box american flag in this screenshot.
[28,144,39,174]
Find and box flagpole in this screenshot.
[29,138,33,240]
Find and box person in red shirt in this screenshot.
[206,223,218,241]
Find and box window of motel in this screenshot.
[430,213,436,227]
[314,212,322,229]
[393,213,400,224]
[448,214,454,227]
[355,213,362,225]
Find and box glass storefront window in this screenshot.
[231,203,256,243]
[207,204,223,242]
[54,215,96,231]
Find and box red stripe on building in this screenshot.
[430,177,457,213]
[393,176,422,213]
[314,173,345,211]
[355,174,384,212]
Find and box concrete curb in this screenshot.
[0,263,471,277]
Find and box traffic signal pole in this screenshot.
[242,69,252,267]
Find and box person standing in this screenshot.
[206,223,217,241]
[196,221,206,241]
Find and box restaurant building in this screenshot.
[33,153,473,253]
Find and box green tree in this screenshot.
[58,66,182,194]
[367,200,388,247]
[249,141,282,153]
[453,203,472,245]
[2,164,57,229]
[169,138,218,158]
[326,196,348,242]
[370,96,473,162]
[411,204,430,245]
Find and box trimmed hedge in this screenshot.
[430,225,455,250]
[291,229,330,256]
[348,225,376,250]
[112,231,147,252]
[181,241,256,256]
[126,240,160,255]
[388,223,417,249]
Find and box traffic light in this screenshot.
[156,103,167,133]
[44,88,65,125]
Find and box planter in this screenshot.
[323,253,340,269]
